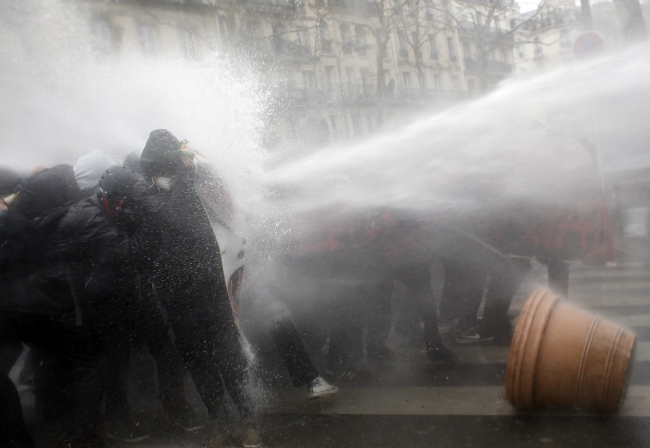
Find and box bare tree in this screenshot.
[435,0,551,93]
[395,0,446,93]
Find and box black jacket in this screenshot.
[1,193,134,326]
[134,166,227,299]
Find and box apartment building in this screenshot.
[0,0,518,146]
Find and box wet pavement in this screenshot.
[13,263,650,447]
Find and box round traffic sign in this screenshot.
[573,31,605,60]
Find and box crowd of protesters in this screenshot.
[0,128,613,448]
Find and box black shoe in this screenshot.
[366,344,396,360]
[106,419,149,443]
[426,342,458,364]
[174,413,205,433]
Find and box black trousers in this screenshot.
[15,315,104,446]
[269,318,319,387]
[365,263,444,350]
[99,284,190,422]
[156,278,253,421]
[0,316,34,448]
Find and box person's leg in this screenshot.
[364,278,394,358]
[397,265,457,363]
[166,310,230,423]
[0,317,33,448]
[440,260,486,331]
[326,287,366,376]
[480,258,532,341]
[136,284,193,423]
[270,317,319,387]
[547,260,570,299]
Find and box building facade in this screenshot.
[0,0,519,147]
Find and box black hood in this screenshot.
[139,129,184,180]
[0,166,21,197]
[13,164,81,219]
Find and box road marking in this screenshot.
[265,385,650,417]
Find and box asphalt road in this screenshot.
[13,263,650,447]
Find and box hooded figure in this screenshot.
[0,165,143,448]
[73,150,116,192]
[134,129,261,447]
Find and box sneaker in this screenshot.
[307,376,339,399]
[426,342,458,364]
[366,344,395,360]
[455,328,495,345]
[174,413,205,433]
[242,420,262,448]
[106,419,149,443]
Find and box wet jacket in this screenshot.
[134,166,227,305]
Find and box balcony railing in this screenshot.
[463,58,512,74]
[244,0,297,12]
[393,88,471,102]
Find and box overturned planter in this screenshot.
[506,288,636,411]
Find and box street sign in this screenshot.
[573,31,605,60]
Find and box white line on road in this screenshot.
[267,385,650,417]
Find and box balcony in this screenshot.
[273,39,312,59]
[394,88,470,102]
[463,58,512,75]
[243,0,297,13]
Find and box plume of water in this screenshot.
[263,44,650,232]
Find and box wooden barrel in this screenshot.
[506,288,636,411]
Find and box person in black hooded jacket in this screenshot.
[0,165,130,447]
[0,163,90,448]
[135,129,260,447]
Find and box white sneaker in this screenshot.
[307,376,339,399]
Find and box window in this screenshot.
[560,29,571,47]
[366,114,374,132]
[218,16,228,44]
[417,72,425,91]
[320,20,332,53]
[463,42,472,60]
[355,25,367,56]
[518,41,526,58]
[500,48,507,62]
[325,66,335,95]
[429,34,438,60]
[273,23,287,54]
[340,23,352,55]
[360,67,370,97]
[329,114,338,136]
[297,27,310,54]
[447,37,456,62]
[534,37,543,55]
[91,19,112,56]
[398,31,408,58]
[179,28,197,60]
[351,113,362,135]
[138,24,157,55]
[302,70,316,94]
[452,75,460,90]
[346,67,356,96]
[434,74,441,90]
[403,71,412,97]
